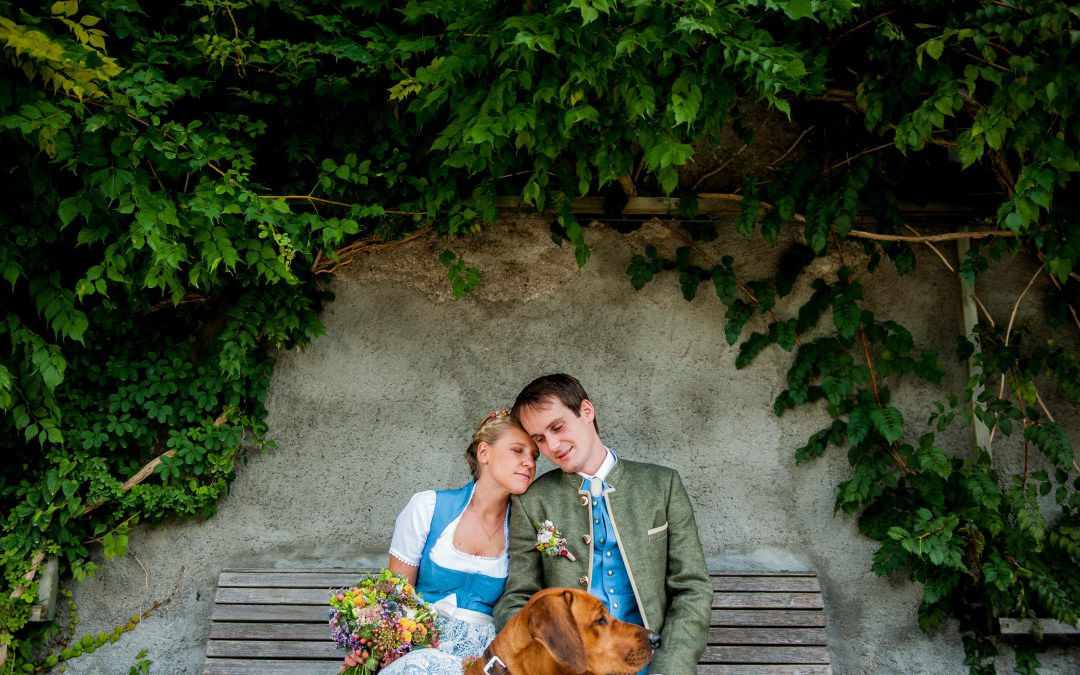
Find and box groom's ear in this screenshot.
[527,590,587,674]
[578,399,595,422]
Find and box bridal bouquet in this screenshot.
[328,568,440,674]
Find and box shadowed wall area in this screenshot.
[65,219,1076,673]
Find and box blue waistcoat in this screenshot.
[584,477,644,627]
[415,482,507,615]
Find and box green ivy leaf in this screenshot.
[870,407,904,443]
[783,0,814,21]
[724,300,754,346]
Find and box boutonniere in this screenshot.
[534,520,576,561]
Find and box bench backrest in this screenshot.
[204,567,832,674]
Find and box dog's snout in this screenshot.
[646,631,661,649]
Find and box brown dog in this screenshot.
[465,587,660,675]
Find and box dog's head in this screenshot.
[521,587,659,675]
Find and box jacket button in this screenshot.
[579,495,589,507]
[582,535,592,545]
[579,576,589,587]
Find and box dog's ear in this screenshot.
[527,590,588,674]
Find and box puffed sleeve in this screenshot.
[388,490,436,566]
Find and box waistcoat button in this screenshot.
[579,576,589,587]
[582,535,592,544]
[579,495,589,507]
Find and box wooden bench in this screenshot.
[204,567,832,674]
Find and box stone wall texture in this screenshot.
[65,218,1078,673]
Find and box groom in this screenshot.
[493,374,712,674]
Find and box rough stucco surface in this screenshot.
[65,218,1077,674]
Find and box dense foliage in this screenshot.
[0,0,1076,672]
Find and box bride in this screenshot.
[380,409,538,673]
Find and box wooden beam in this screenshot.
[494,195,984,220]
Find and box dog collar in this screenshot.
[481,646,510,675]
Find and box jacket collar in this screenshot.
[560,448,623,491]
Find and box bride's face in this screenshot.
[480,427,539,495]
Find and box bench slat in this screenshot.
[998,618,1080,635]
[204,658,340,674]
[713,592,824,610]
[712,576,820,592]
[711,610,827,628]
[206,567,832,671]
[209,622,329,641]
[708,627,828,646]
[206,639,339,659]
[216,587,334,605]
[701,646,832,665]
[211,603,327,622]
[708,570,818,577]
[697,666,832,674]
[218,571,367,589]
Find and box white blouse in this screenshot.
[388,490,509,578]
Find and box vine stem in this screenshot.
[847,229,1018,243]
[917,523,949,540]
[691,113,774,190]
[830,9,898,43]
[835,230,916,477]
[691,192,1006,243]
[1,550,47,665]
[84,511,142,546]
[989,265,1043,445]
[1009,366,1031,487]
[312,227,430,275]
[820,142,893,176]
[80,413,228,517]
[7,550,46,600]
[860,323,916,476]
[256,194,427,215]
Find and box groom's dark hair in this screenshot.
[512,373,600,434]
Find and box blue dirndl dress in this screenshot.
[381,483,507,674]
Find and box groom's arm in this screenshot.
[649,470,712,675]
[493,493,543,630]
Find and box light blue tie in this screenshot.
[588,476,603,497]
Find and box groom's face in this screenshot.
[517,397,601,475]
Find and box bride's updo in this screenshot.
[465,409,520,480]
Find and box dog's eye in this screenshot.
[597,616,607,626]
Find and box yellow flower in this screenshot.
[402,631,413,642]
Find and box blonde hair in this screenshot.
[465,412,523,480]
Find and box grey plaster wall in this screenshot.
[65,218,1077,674]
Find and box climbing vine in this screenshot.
[0,0,1076,672]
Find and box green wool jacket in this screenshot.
[493,458,712,675]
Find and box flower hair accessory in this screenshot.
[488,408,511,420]
[534,520,576,561]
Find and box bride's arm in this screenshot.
[387,490,435,587]
[388,556,418,586]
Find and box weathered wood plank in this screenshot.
[494,195,982,219]
[210,603,327,623]
[713,592,824,610]
[206,568,833,672]
[203,658,341,674]
[218,571,371,589]
[205,639,339,659]
[999,618,1080,636]
[712,576,821,593]
[701,646,831,665]
[697,665,832,675]
[209,622,329,641]
[707,627,828,646]
[711,609,827,628]
[215,586,333,605]
[708,571,818,577]
[220,567,372,575]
